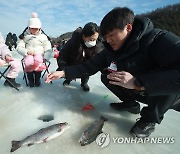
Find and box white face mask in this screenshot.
[84,40,96,48]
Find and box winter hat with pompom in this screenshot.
[28,12,42,28]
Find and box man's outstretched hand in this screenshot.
[45,71,65,83]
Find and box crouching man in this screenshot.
[45,7,180,138]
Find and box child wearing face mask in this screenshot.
[0,32,21,88]
[56,22,103,91]
[16,12,52,87]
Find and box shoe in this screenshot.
[110,101,140,114]
[130,118,156,138]
[29,83,34,87]
[81,83,90,91]
[63,80,71,86]
[4,78,21,88]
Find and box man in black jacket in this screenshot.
[46,7,180,137]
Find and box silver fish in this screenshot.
[79,116,108,146]
[11,122,70,152]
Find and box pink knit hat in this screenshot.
[28,12,42,28]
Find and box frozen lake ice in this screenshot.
[0,51,179,154]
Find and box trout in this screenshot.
[79,116,107,146]
[11,122,70,152]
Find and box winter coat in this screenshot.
[0,32,12,60]
[16,29,52,61]
[63,17,180,96]
[0,32,21,79]
[57,27,103,70]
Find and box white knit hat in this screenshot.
[28,12,42,28]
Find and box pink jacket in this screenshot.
[0,32,12,60]
[0,32,21,78]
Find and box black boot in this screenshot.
[34,71,41,87]
[81,76,90,92]
[27,72,34,87]
[4,77,21,88]
[130,118,156,138]
[63,79,71,86]
[110,101,140,114]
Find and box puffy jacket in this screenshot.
[16,29,52,61]
[57,27,103,70]
[63,17,180,96]
[0,32,12,60]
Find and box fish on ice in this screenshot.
[79,116,108,146]
[11,122,70,152]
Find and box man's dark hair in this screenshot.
[82,22,99,37]
[100,7,134,37]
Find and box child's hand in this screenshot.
[5,55,13,63]
[27,51,34,55]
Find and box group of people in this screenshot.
[1,12,52,88]
[1,7,180,138]
[45,7,180,138]
[1,12,102,90]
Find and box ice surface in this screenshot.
[0,51,179,154]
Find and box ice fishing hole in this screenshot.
[38,114,54,122]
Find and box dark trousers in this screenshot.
[27,71,41,85]
[81,76,89,84]
[101,74,179,124]
[65,76,89,84]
